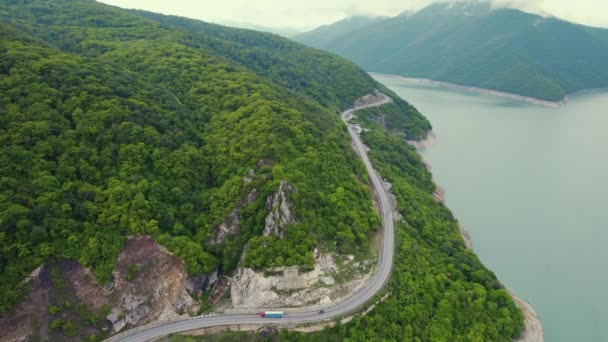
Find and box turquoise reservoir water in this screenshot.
[374,74,608,342]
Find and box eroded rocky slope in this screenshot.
[0,236,213,341]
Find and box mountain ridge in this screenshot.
[293,2,608,101]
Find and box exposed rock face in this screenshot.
[120,295,150,328]
[320,276,336,286]
[244,169,255,183]
[354,89,389,107]
[230,252,370,310]
[432,186,446,203]
[107,309,127,333]
[0,260,110,341]
[210,214,239,245]
[407,130,437,151]
[209,188,258,245]
[230,268,279,308]
[460,226,473,250]
[263,180,296,237]
[207,276,231,305]
[0,235,212,340]
[108,236,193,332]
[186,272,218,294]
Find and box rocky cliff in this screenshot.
[230,251,373,310]
[263,180,297,237]
[209,186,258,245]
[354,89,388,107]
[0,236,214,341]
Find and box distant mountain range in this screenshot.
[295,16,386,46]
[0,1,527,341]
[294,2,608,102]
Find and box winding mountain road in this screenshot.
[106,94,394,342]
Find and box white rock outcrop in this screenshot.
[229,252,368,310]
[209,188,258,244]
[354,89,389,107]
[107,308,127,333]
[229,268,279,308]
[263,180,296,237]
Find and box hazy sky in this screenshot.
[98,0,608,31]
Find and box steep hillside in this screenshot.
[0,1,525,341]
[129,10,431,141]
[297,100,526,341]
[0,0,432,333]
[171,89,528,341]
[126,10,407,117]
[293,2,608,102]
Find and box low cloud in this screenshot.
[98,0,608,31]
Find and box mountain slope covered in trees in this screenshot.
[294,2,608,101]
[0,0,432,314]
[173,88,527,341]
[1,0,523,340]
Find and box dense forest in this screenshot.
[0,0,432,314]
[298,107,525,341]
[294,2,608,102]
[175,100,525,341]
[351,98,430,141]
[1,0,524,341]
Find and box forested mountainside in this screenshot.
[294,2,608,102]
[292,104,525,341]
[125,9,430,141]
[173,90,527,341]
[0,0,524,341]
[0,0,429,314]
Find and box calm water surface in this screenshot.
[374,74,608,342]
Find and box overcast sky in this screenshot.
[98,0,608,31]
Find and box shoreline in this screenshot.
[407,130,437,151]
[372,73,608,108]
[411,133,544,342]
[453,183,543,342]
[510,290,544,342]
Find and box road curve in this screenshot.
[106,94,395,342]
